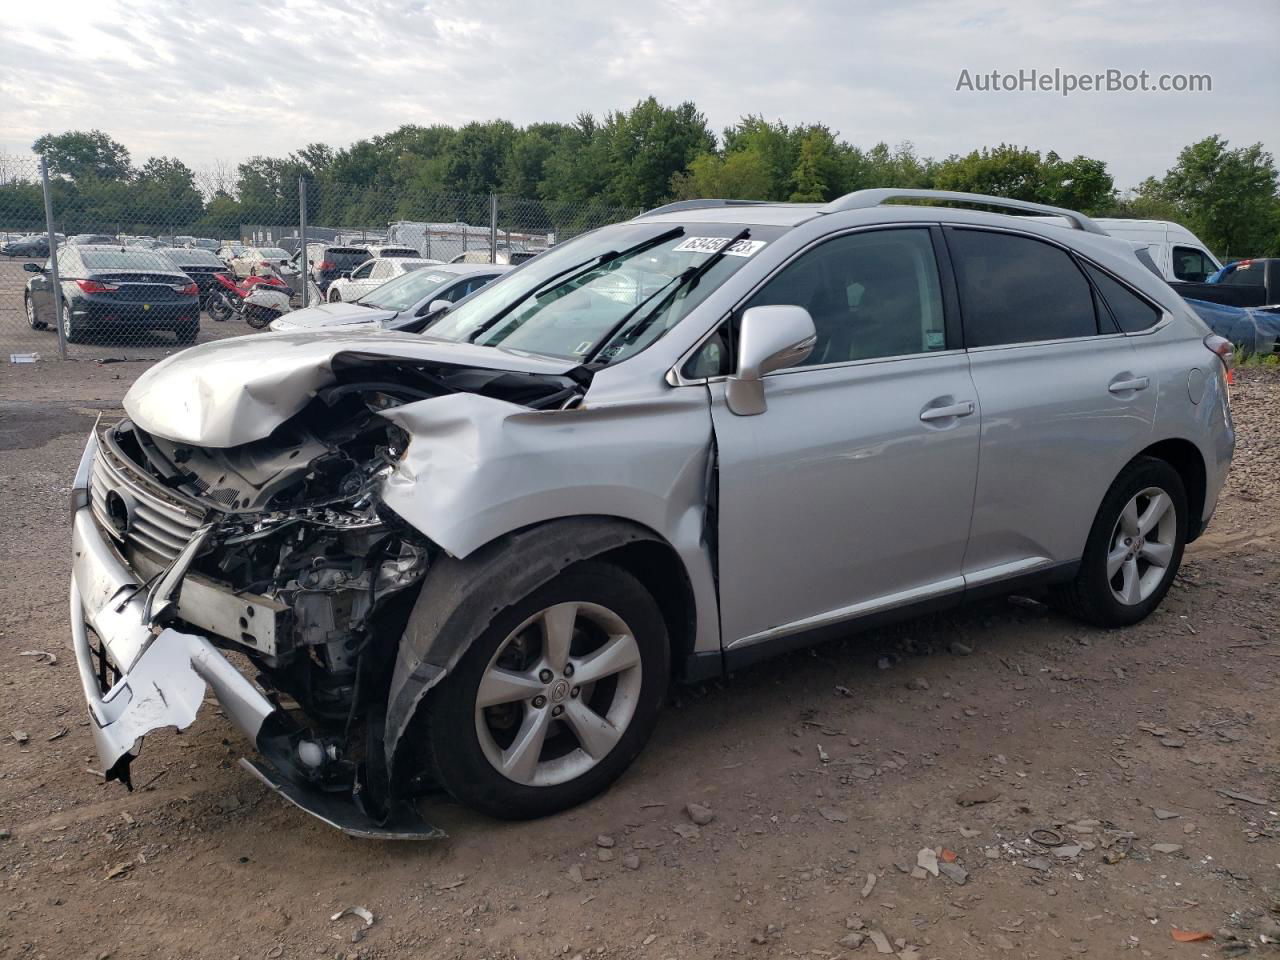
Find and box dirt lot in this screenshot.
[1,358,1277,960]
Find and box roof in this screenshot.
[424,262,514,276]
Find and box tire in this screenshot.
[61,302,82,344]
[1052,456,1187,627]
[328,287,342,303]
[206,294,233,323]
[174,318,199,344]
[24,294,46,330]
[423,561,669,820]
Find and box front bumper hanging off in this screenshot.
[68,431,443,839]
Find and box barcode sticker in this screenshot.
[673,236,767,257]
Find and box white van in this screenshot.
[1091,219,1221,284]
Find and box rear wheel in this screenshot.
[25,294,46,330]
[328,287,343,303]
[1052,456,1186,627]
[61,303,83,344]
[423,562,669,820]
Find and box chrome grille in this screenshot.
[90,438,207,564]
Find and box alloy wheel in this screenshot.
[1107,486,1177,605]
[474,601,643,787]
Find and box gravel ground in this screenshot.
[0,359,1277,960]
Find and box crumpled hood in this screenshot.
[123,330,579,448]
[268,301,395,331]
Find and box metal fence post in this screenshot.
[39,155,67,359]
[489,193,498,264]
[298,174,309,308]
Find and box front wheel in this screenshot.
[423,561,669,820]
[328,287,343,303]
[25,294,46,330]
[61,303,83,344]
[1052,456,1187,627]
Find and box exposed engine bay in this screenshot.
[96,355,589,811]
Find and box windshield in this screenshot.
[358,269,460,311]
[427,223,775,363]
[255,247,289,259]
[81,250,181,271]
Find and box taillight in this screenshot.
[76,279,118,293]
[1204,334,1235,384]
[318,260,335,270]
[173,282,199,296]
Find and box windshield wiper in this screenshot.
[465,226,684,344]
[584,228,750,365]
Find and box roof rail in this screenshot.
[634,198,772,219]
[818,189,1107,235]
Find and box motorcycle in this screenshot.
[207,268,293,329]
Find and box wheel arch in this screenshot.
[1136,438,1207,541]
[381,515,702,795]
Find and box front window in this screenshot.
[357,269,463,311]
[427,222,779,363]
[1172,246,1215,283]
[255,247,289,260]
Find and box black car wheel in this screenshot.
[24,294,46,330]
[61,303,83,344]
[328,287,342,303]
[421,561,669,820]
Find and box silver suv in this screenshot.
[68,190,1234,836]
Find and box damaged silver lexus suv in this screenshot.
[69,190,1234,836]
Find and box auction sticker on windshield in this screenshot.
[674,236,767,257]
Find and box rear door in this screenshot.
[944,227,1158,583]
[709,226,981,652]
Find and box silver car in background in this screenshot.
[68,190,1234,837]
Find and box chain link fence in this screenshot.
[0,153,638,362]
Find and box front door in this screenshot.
[709,226,981,651]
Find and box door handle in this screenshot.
[1108,376,1150,394]
[919,400,975,422]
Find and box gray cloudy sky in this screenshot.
[2,0,1276,188]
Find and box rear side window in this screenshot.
[1171,246,1214,283]
[948,230,1098,347]
[1083,264,1162,332]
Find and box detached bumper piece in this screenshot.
[69,497,444,839]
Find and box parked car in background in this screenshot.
[362,245,422,260]
[2,234,52,258]
[1209,258,1280,306]
[24,244,199,343]
[1089,219,1222,284]
[298,243,378,292]
[159,246,233,310]
[189,237,220,251]
[450,247,545,265]
[1178,259,1280,358]
[66,233,118,246]
[228,245,293,280]
[270,261,509,331]
[217,241,248,264]
[325,256,440,302]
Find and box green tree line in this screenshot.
[5,102,1277,257]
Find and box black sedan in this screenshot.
[158,247,232,309]
[3,234,52,258]
[24,245,201,344]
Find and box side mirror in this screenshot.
[22,261,41,273]
[726,305,816,416]
[418,298,451,318]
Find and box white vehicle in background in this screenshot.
[1092,219,1222,284]
[229,245,294,280]
[362,245,422,260]
[326,256,442,302]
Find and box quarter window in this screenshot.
[1083,264,1162,333]
[948,230,1099,347]
[743,228,947,367]
[1171,246,1215,283]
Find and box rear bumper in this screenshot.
[70,294,198,328]
[68,433,442,838]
